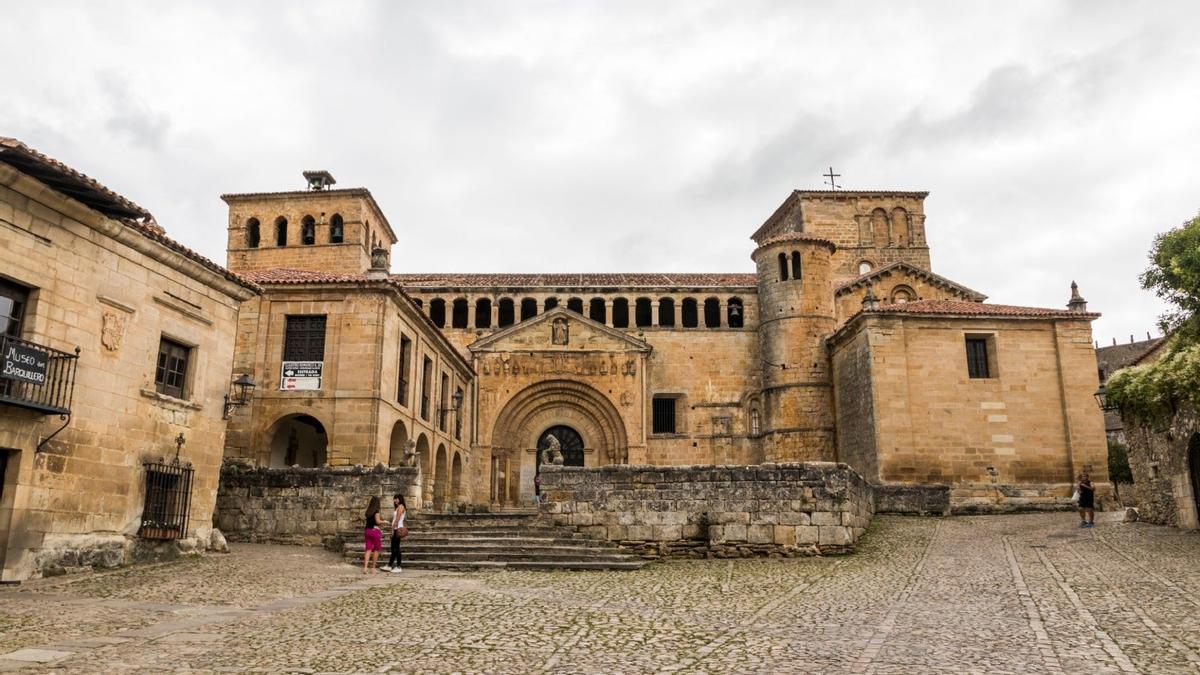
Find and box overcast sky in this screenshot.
[3,1,1197,345]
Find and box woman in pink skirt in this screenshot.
[363,495,385,573]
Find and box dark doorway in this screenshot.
[538,425,585,467]
[1190,434,1200,522]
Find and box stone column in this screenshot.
[489,298,497,328]
[602,299,612,326]
[467,299,477,329]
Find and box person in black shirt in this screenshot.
[363,496,385,573]
[1077,472,1095,528]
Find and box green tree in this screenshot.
[1107,439,1133,502]
[1140,211,1200,343]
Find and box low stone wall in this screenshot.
[874,484,950,515]
[949,483,1081,514]
[539,462,873,557]
[214,461,419,546]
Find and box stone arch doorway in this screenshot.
[267,414,328,467]
[538,425,585,467]
[434,444,449,511]
[487,379,628,506]
[387,420,409,466]
[451,452,464,507]
[415,434,431,508]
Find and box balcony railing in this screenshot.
[0,334,79,416]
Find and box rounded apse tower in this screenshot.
[751,234,837,463]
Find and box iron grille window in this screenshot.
[398,335,412,406]
[283,315,326,361]
[155,337,190,399]
[652,397,678,434]
[139,459,194,540]
[966,338,991,379]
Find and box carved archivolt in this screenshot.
[488,379,629,464]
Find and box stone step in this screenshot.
[343,536,602,551]
[346,550,641,564]
[340,527,585,539]
[367,559,648,571]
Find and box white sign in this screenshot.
[280,361,322,391]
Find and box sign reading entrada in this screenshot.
[280,361,322,391]
[2,343,49,385]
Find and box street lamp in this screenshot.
[1093,385,1116,412]
[223,373,257,419]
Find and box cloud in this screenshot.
[0,0,1196,344]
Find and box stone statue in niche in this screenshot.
[551,317,569,345]
[539,434,564,466]
[100,311,127,352]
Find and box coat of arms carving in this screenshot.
[101,312,127,352]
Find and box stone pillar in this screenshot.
[489,298,498,328]
[602,299,612,326]
[467,300,476,329]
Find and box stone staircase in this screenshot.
[338,509,652,571]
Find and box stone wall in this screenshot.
[539,462,873,557]
[829,313,1109,510]
[0,160,254,582]
[214,462,419,546]
[1124,405,1200,528]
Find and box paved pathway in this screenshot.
[1,513,1198,673]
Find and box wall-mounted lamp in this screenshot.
[1093,385,1116,412]
[223,373,257,419]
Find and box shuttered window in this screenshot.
[966,338,991,379]
[283,316,326,361]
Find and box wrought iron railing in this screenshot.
[0,334,79,415]
[139,459,194,540]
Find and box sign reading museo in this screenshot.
[280,361,322,391]
[3,343,49,385]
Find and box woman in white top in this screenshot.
[382,494,406,572]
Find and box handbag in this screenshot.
[397,526,409,540]
[1071,489,1080,503]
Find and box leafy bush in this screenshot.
[1106,439,1133,485]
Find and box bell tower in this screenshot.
[223,171,396,275]
[751,232,837,463]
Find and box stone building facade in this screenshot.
[222,176,1109,513]
[0,138,257,581]
[220,184,473,511]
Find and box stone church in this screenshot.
[222,174,1107,513]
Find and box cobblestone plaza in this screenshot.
[1,513,1198,674]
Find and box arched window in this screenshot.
[892,207,909,247]
[544,297,559,311]
[858,260,873,276]
[612,298,630,328]
[778,252,789,281]
[589,298,606,324]
[750,407,761,436]
[520,298,537,321]
[451,299,468,328]
[274,216,288,246]
[475,298,492,328]
[567,297,584,314]
[872,208,888,245]
[891,286,915,304]
[498,298,515,327]
[635,298,652,327]
[859,214,875,246]
[329,213,344,243]
[429,299,446,328]
[681,298,698,328]
[245,218,260,248]
[658,298,675,327]
[791,251,802,279]
[454,387,464,440]
[703,298,721,328]
[727,298,744,328]
[301,215,316,245]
